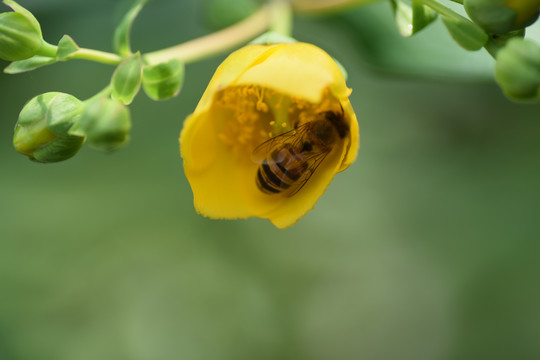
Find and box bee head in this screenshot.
[322,109,348,139]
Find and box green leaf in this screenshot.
[338,3,494,80]
[113,0,147,57]
[441,16,488,51]
[411,1,437,33]
[391,0,437,37]
[392,0,413,37]
[111,52,142,105]
[3,55,56,74]
[3,0,42,37]
[142,59,185,100]
[56,35,79,60]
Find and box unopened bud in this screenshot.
[142,59,184,100]
[0,11,41,61]
[75,97,131,151]
[495,38,540,101]
[13,92,85,162]
[465,0,540,34]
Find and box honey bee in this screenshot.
[253,109,349,196]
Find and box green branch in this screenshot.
[270,0,293,37]
[416,0,463,19]
[144,4,273,65]
[66,48,123,65]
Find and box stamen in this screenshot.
[213,86,342,160]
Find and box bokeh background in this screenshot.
[1,0,540,359]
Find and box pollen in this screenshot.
[212,85,342,159]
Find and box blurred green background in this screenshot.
[1,0,540,359]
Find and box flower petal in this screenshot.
[193,44,279,113]
[235,43,350,103]
[337,99,359,172]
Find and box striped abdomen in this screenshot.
[256,144,308,194]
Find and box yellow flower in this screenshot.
[180,42,359,229]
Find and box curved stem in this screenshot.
[66,48,123,65]
[144,4,273,65]
[291,0,379,13]
[31,0,291,68]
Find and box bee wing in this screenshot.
[251,123,312,164]
[286,150,330,197]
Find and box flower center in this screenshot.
[213,85,341,160]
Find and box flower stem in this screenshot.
[291,0,378,13]
[144,4,273,65]
[67,48,123,65]
[32,1,291,68]
[37,40,123,65]
[416,0,467,21]
[36,41,58,57]
[270,0,293,37]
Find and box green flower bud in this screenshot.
[75,97,131,151]
[495,38,540,101]
[0,12,41,61]
[142,59,184,100]
[13,92,85,163]
[464,0,540,34]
